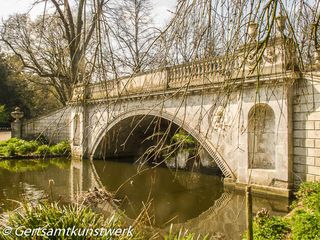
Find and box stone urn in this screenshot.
[248,21,258,41]
[10,107,24,138]
[11,107,24,122]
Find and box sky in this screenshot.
[0,0,176,27]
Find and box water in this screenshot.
[0,158,290,238]
[93,160,224,226]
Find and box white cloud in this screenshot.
[0,0,37,19]
[0,0,177,24]
[152,1,176,27]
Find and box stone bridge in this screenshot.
[65,30,320,196]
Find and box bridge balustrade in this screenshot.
[70,35,301,103]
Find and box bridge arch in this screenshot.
[90,108,235,179]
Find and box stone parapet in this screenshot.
[21,107,71,144]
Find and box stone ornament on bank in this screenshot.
[11,107,24,122]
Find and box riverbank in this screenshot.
[0,200,207,240]
[0,138,70,159]
[245,181,320,239]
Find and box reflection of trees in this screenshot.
[0,158,71,213]
[90,160,226,225]
[0,159,49,173]
[0,158,69,173]
[49,158,71,170]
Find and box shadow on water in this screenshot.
[89,159,290,239]
[91,159,224,226]
[0,158,290,238]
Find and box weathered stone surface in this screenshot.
[68,74,294,194]
[17,36,316,193]
[306,174,316,182]
[292,76,320,187]
[306,157,315,166]
[315,157,320,166]
[21,107,71,144]
[307,165,320,175]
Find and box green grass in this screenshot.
[0,201,210,240]
[0,138,70,157]
[0,202,142,240]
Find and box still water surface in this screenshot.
[0,158,289,238]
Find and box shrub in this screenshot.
[0,139,70,157]
[2,143,16,157]
[251,216,290,240]
[295,181,320,199]
[0,141,7,147]
[291,210,320,240]
[35,145,51,155]
[16,140,39,155]
[248,182,320,240]
[170,130,198,155]
[290,182,320,239]
[294,181,320,211]
[50,141,70,155]
[0,104,9,126]
[0,138,26,156]
[5,138,21,144]
[0,139,36,156]
[172,130,196,147]
[0,139,20,156]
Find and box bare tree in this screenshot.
[105,0,159,74]
[164,0,320,67]
[1,0,105,105]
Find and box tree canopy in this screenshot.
[0,0,320,107]
[0,54,60,124]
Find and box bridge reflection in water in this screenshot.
[70,158,289,239]
[0,158,289,238]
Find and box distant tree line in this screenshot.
[0,54,60,126]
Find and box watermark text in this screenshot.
[2,226,134,238]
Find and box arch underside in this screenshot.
[90,108,235,179]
